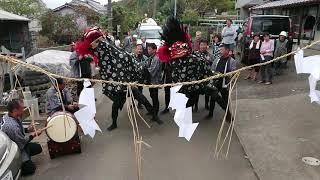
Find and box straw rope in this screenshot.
[214,72,240,158]
[126,85,152,180]
[1,39,318,179]
[0,40,319,88]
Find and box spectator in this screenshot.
[194,39,214,111]
[192,31,202,51]
[69,42,80,78]
[146,43,162,116]
[141,36,149,56]
[135,44,148,109]
[245,33,261,81]
[274,31,288,75]
[123,31,133,53]
[161,61,172,114]
[115,36,121,48]
[1,99,43,176]
[221,19,236,55]
[212,34,222,65]
[259,33,274,85]
[210,44,237,120]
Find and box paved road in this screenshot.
[23,86,257,180]
[236,51,320,180]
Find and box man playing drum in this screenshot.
[1,99,43,176]
[45,78,79,116]
[44,78,82,159]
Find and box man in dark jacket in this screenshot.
[161,62,172,114]
[141,36,149,57]
[135,44,148,108]
[146,43,162,116]
[1,99,43,176]
[194,39,215,111]
[123,31,133,53]
[209,44,236,120]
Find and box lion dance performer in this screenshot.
[157,16,232,121]
[75,27,162,131]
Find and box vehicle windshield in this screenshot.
[138,29,162,39]
[251,17,290,35]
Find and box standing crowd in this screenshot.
[245,31,290,85]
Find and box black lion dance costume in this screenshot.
[158,17,232,120]
[76,27,162,131]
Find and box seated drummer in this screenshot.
[45,78,79,116]
[0,99,43,176]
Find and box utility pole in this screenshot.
[174,0,177,18]
[153,0,157,19]
[107,0,112,30]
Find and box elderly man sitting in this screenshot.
[1,99,43,176]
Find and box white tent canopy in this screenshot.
[26,50,72,77]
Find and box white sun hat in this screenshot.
[279,31,287,37]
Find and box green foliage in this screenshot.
[211,0,235,13]
[36,35,56,48]
[0,0,42,17]
[40,11,82,45]
[99,16,110,30]
[112,3,144,34]
[181,9,199,25]
[159,0,185,20]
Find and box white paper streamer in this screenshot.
[169,86,198,141]
[74,79,101,138]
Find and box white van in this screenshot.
[136,18,163,48]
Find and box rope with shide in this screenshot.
[1,40,319,180]
[0,40,319,87]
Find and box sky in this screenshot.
[42,0,108,9]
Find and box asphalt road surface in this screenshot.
[23,86,257,180]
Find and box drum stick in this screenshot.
[39,125,53,131]
[32,125,53,139]
[31,104,38,137]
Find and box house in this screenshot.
[235,0,265,20]
[53,0,108,29]
[250,0,320,46]
[54,0,108,14]
[0,9,31,54]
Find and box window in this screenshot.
[251,17,290,35]
[138,29,162,39]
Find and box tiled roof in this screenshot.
[245,0,266,7]
[53,0,107,14]
[0,9,30,21]
[251,0,320,10]
[70,0,107,13]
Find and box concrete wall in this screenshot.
[239,8,250,20]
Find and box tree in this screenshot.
[99,16,110,31]
[112,3,143,34]
[0,0,42,17]
[181,9,199,25]
[40,11,82,45]
[159,0,185,19]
